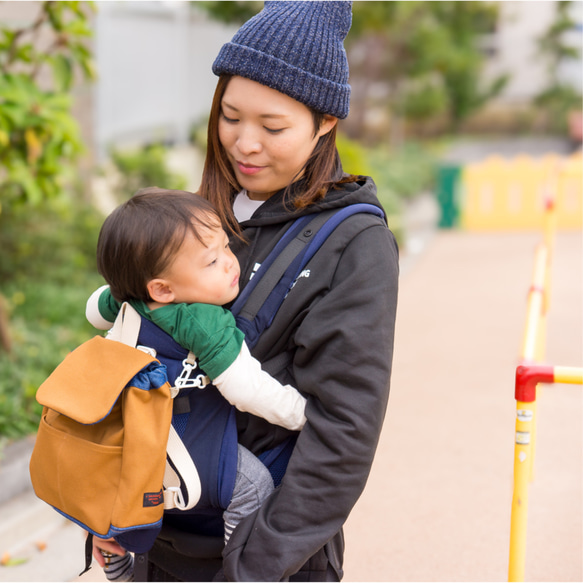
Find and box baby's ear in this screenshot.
[147,279,175,304]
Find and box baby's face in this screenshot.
[162,223,240,306]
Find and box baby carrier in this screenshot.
[133,203,385,581]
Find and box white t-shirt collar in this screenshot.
[233,190,265,222]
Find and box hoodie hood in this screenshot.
[239,174,384,228]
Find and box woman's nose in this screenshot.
[236,126,261,156]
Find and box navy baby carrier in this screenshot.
[125,204,385,577]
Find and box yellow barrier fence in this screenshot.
[461,153,582,231]
[507,163,583,581]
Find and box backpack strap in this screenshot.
[163,425,201,511]
[106,302,142,347]
[231,203,384,349]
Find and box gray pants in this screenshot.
[223,444,274,543]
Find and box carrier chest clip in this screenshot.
[172,351,210,395]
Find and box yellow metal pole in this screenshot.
[509,399,536,582]
[521,245,547,362]
[520,244,548,482]
[509,164,560,582]
[508,365,554,582]
[553,366,583,385]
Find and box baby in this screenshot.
[87,187,306,581]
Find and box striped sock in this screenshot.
[101,550,134,582]
[224,522,236,545]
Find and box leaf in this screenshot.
[63,18,92,37]
[0,103,26,127]
[49,54,73,92]
[80,57,97,81]
[3,557,29,567]
[15,43,34,64]
[25,129,42,164]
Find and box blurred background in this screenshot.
[0,2,581,581]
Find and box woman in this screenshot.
[94,2,398,581]
[200,2,399,580]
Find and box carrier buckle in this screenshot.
[174,356,210,391]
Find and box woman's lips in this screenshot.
[237,161,264,175]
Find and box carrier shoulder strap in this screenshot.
[231,203,384,349]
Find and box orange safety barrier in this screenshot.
[507,164,583,582]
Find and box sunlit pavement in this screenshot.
[343,230,582,582]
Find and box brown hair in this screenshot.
[97,187,220,303]
[199,74,358,236]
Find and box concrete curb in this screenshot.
[0,435,35,505]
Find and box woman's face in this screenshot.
[218,76,337,201]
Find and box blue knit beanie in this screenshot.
[212,1,352,119]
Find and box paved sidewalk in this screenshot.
[0,227,580,582]
[343,230,582,582]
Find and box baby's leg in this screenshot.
[100,550,134,582]
[223,444,274,544]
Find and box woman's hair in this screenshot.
[97,187,220,303]
[199,74,357,236]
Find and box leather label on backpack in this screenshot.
[143,490,164,507]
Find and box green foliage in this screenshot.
[189,116,209,151]
[337,132,438,245]
[109,144,188,201]
[0,196,104,439]
[0,73,83,206]
[336,133,373,177]
[195,1,261,25]
[535,1,582,132]
[347,1,507,137]
[537,1,581,71]
[0,196,101,287]
[0,280,102,439]
[0,1,95,208]
[370,142,438,203]
[431,2,508,127]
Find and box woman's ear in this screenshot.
[147,279,175,304]
[317,114,338,139]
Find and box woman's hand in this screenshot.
[91,536,126,567]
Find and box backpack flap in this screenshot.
[35,335,155,423]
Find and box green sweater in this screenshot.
[98,290,245,380]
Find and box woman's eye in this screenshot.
[221,113,238,124]
[264,127,284,134]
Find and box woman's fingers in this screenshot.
[91,536,126,567]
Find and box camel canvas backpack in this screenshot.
[29,303,201,554]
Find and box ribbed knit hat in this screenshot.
[212,1,352,119]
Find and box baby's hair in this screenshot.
[97,187,221,303]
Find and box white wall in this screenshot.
[94,1,237,160]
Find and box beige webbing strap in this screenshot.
[163,424,201,511]
[106,302,141,348]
